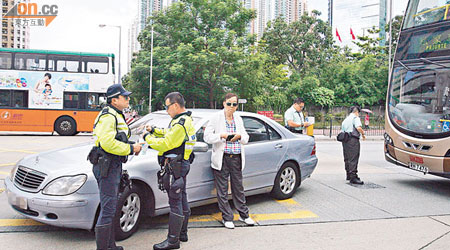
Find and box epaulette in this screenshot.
[178,117,185,126]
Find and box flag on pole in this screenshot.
[350,28,356,40]
[336,28,342,42]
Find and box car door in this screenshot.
[185,121,216,202]
[241,116,287,191]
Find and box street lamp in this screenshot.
[99,24,122,84]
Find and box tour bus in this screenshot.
[0,48,115,135]
[385,0,450,178]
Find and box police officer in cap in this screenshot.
[92,84,142,250]
[143,92,196,250]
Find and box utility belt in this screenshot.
[157,154,183,192]
[87,146,128,177]
[285,125,303,134]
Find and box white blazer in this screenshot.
[204,110,249,171]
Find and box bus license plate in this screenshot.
[408,162,429,174]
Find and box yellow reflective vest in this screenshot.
[144,111,196,160]
[93,106,132,156]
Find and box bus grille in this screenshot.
[14,166,46,190]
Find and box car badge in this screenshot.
[35,156,39,165]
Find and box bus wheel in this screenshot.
[55,117,77,136]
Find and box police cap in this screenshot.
[106,84,132,98]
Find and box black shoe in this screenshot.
[108,226,123,250]
[153,236,180,250]
[346,175,351,181]
[153,212,184,250]
[350,177,364,185]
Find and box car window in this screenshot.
[242,117,268,143]
[195,122,212,149]
[267,124,281,140]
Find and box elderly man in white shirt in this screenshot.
[204,93,255,229]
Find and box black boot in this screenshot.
[95,224,110,250]
[153,212,184,250]
[179,210,190,242]
[108,226,124,250]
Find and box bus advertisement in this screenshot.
[0,48,115,135]
[385,0,450,178]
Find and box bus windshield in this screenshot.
[388,60,450,135]
[404,0,450,29]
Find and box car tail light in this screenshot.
[311,144,316,156]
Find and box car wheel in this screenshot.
[271,162,300,200]
[54,117,77,136]
[114,185,143,240]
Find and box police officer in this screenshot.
[143,92,196,250]
[92,84,142,250]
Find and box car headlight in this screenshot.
[9,164,18,181]
[42,174,87,196]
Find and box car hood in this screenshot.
[18,142,159,176]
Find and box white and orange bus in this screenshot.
[0,48,115,135]
[385,0,450,178]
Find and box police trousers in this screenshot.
[342,136,360,178]
[93,158,122,226]
[167,159,190,216]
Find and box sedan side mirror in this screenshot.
[193,142,209,152]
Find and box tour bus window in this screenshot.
[14,53,46,71]
[64,92,79,109]
[13,90,27,108]
[48,55,81,72]
[82,56,108,74]
[0,52,12,69]
[0,90,11,107]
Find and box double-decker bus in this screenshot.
[385,0,450,178]
[0,48,115,135]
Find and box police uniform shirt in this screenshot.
[284,106,304,132]
[341,113,362,133]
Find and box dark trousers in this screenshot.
[213,154,249,221]
[93,159,122,226]
[168,160,190,216]
[342,136,360,178]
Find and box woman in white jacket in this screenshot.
[204,93,255,229]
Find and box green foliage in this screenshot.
[124,1,396,114]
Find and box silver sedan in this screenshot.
[5,109,318,240]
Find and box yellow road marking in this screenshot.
[0,163,15,167]
[0,219,44,227]
[276,198,300,206]
[0,148,37,154]
[0,188,4,193]
[0,171,10,175]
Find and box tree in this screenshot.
[386,15,403,61]
[262,10,334,74]
[124,0,259,110]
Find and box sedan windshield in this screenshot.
[388,60,450,136]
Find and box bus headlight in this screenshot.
[43,175,87,196]
[384,133,394,146]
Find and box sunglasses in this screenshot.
[120,95,130,100]
[226,102,238,107]
[164,102,176,110]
